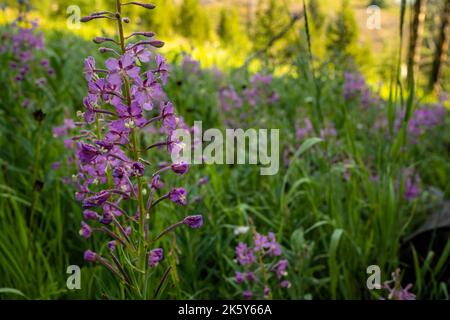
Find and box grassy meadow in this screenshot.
[0,0,449,300]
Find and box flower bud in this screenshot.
[150,40,164,48]
[80,16,94,22]
[99,47,115,54]
[171,161,189,175]
[79,221,92,239]
[83,209,99,220]
[140,31,155,37]
[183,215,203,229]
[169,188,187,206]
[126,2,156,10]
[107,241,116,252]
[93,37,113,44]
[84,250,97,262]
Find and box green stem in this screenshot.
[115,0,147,297]
[29,120,43,232]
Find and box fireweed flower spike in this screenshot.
[0,6,54,106]
[383,269,416,300]
[73,1,203,298]
[234,231,290,299]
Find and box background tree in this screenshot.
[369,0,389,8]
[137,0,176,37]
[325,0,360,69]
[178,0,213,43]
[308,0,325,32]
[252,0,292,51]
[429,0,450,91]
[217,8,248,48]
[407,0,427,87]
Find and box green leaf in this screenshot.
[0,288,28,298]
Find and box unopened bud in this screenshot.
[80,16,94,23]
[99,47,114,54]
[134,31,155,38]
[93,37,113,44]
[150,40,164,48]
[125,2,156,10]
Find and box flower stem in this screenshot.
[115,0,147,295]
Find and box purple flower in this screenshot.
[132,161,145,176]
[161,102,177,131]
[243,290,252,299]
[107,120,131,144]
[266,232,282,256]
[51,162,61,170]
[235,272,245,284]
[280,280,291,288]
[150,174,164,190]
[105,53,140,86]
[183,215,203,228]
[296,118,313,141]
[83,209,99,220]
[126,43,151,62]
[320,123,337,139]
[343,72,378,109]
[83,96,97,124]
[41,58,49,67]
[171,161,189,175]
[84,250,97,262]
[148,248,164,267]
[155,54,168,85]
[169,188,187,206]
[182,55,200,74]
[53,119,75,138]
[77,143,101,164]
[383,269,416,300]
[235,243,255,266]
[115,101,146,128]
[79,221,92,239]
[103,203,122,217]
[131,71,163,110]
[198,176,209,186]
[254,233,268,251]
[82,190,111,208]
[246,271,256,282]
[107,241,116,252]
[84,56,96,81]
[100,211,113,225]
[219,87,242,111]
[404,174,421,201]
[274,259,288,279]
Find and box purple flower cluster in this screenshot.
[383,269,416,300]
[69,2,203,289]
[374,99,446,144]
[219,86,243,112]
[6,21,54,82]
[0,17,54,107]
[343,72,379,109]
[234,231,290,299]
[219,73,279,128]
[399,168,421,201]
[403,105,446,143]
[295,117,336,141]
[182,54,200,75]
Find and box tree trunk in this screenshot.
[407,0,427,86]
[429,0,450,91]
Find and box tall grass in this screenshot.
[0,1,449,300]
